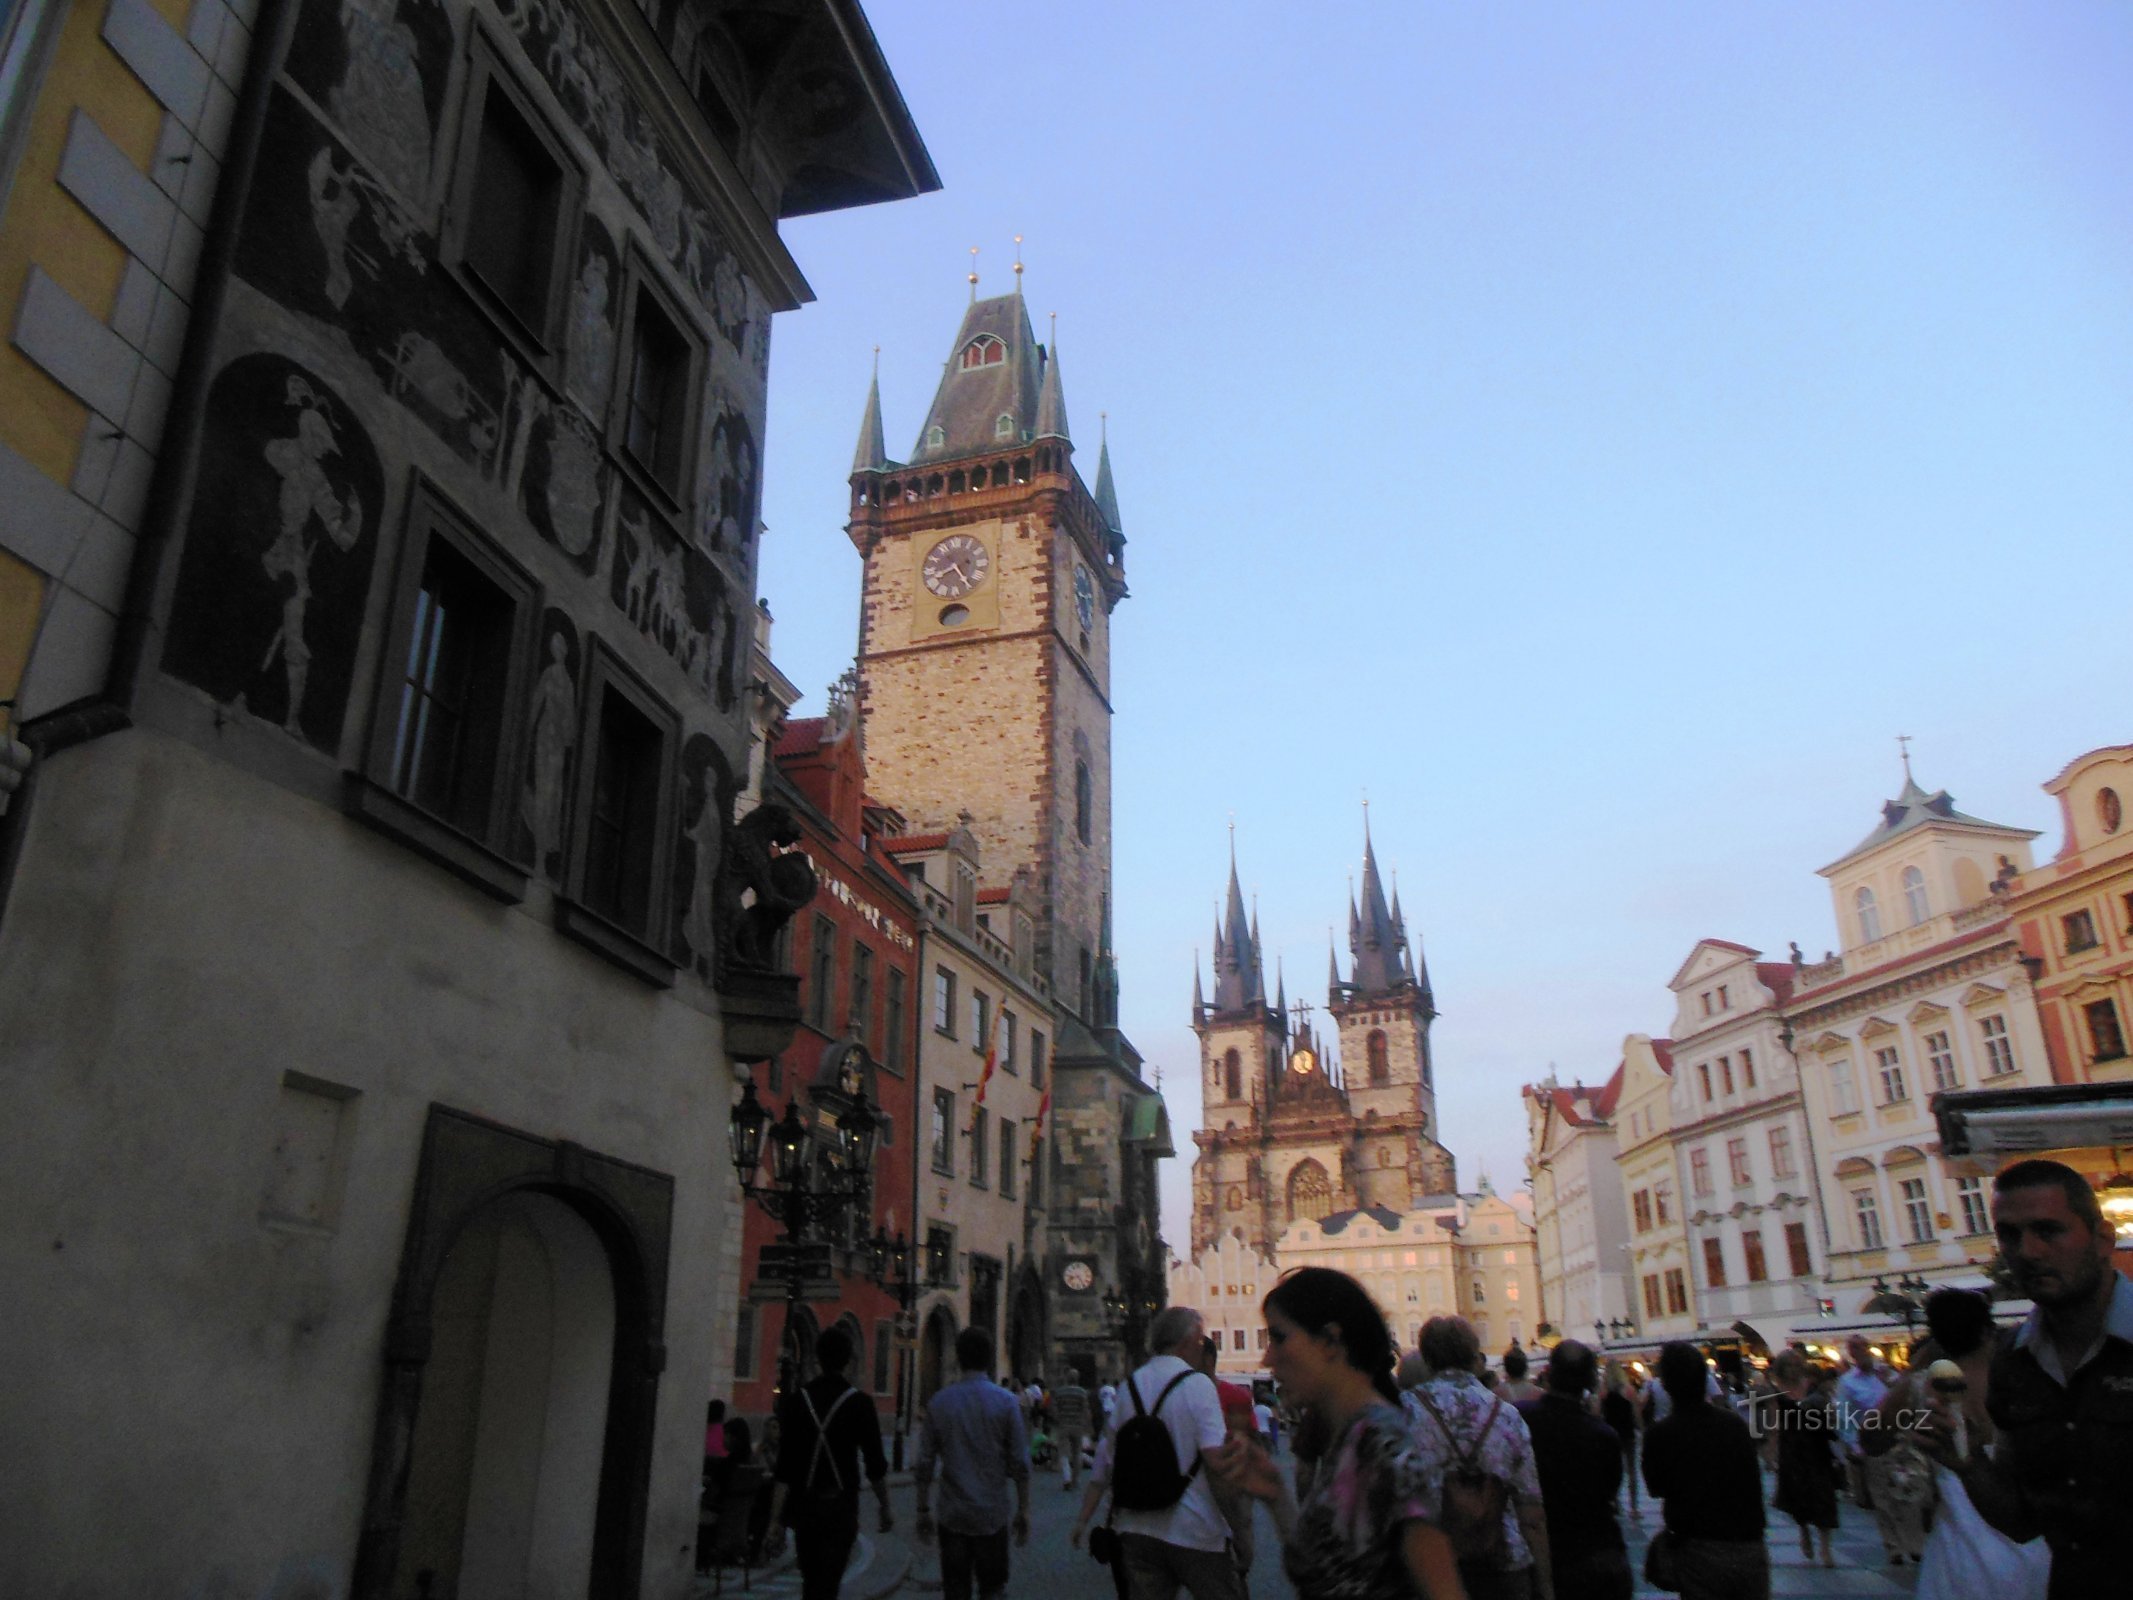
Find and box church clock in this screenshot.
[1073,565,1096,632]
[922,534,989,598]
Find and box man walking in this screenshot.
[1833,1333,1897,1560]
[1405,1316,1552,1600]
[1050,1369,1093,1489]
[1070,1306,1243,1600]
[1927,1158,2133,1599]
[915,1328,1032,1600]
[1520,1340,1630,1600]
[768,1328,892,1600]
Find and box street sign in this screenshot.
[758,1241,835,1283]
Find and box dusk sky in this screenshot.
[756,2,2133,1250]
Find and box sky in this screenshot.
[755,2,2133,1253]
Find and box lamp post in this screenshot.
[863,1224,954,1467]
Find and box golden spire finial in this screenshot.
[1013,234,1024,293]
[968,245,979,301]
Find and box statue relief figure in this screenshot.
[330,0,435,203]
[716,803,817,973]
[520,634,576,875]
[259,384,364,734]
[563,251,614,409]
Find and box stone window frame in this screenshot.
[441,24,586,378]
[606,242,708,516]
[554,638,680,986]
[345,473,541,904]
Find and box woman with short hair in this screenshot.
[1641,1342,1769,1600]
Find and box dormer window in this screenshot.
[994,412,1015,439]
[927,424,945,449]
[958,335,1006,371]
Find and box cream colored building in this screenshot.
[885,828,1055,1386]
[1615,1034,1698,1342]
[1664,943,1828,1349]
[1783,768,2051,1314]
[1168,1229,1277,1378]
[1525,1070,1630,1340]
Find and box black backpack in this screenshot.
[1109,1370,1207,1511]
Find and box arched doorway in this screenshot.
[390,1190,617,1599]
[917,1304,957,1407]
[1008,1270,1047,1383]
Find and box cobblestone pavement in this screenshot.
[702,1459,1926,1600]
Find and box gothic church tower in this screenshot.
[846,291,1125,1012]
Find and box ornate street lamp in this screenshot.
[1101,1284,1128,1333]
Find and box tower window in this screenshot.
[1224,1049,1241,1100]
[1074,759,1092,845]
[1902,865,1930,926]
[1855,886,1882,944]
[927,425,945,449]
[959,335,1006,370]
[1367,1030,1389,1086]
[995,412,1015,439]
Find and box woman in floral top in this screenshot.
[1210,1268,1467,1600]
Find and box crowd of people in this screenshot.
[698,1157,2125,1600]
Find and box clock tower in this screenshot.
[845,292,1126,1011]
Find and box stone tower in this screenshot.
[846,294,1125,1013]
[1189,843,1287,1254]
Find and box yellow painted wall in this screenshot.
[0,548,42,707]
[0,0,175,486]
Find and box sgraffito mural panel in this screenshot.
[163,355,384,750]
[672,731,732,979]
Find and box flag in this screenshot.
[968,1008,1005,1134]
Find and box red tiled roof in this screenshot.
[1594,1063,1626,1117]
[881,832,950,855]
[976,887,1011,905]
[1789,919,2010,1005]
[1755,962,1797,1005]
[774,717,827,758]
[1651,1038,1676,1074]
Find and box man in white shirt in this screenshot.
[1070,1307,1243,1600]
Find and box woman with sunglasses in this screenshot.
[1208,1268,1467,1600]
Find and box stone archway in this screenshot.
[917,1303,957,1408]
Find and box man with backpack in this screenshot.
[1069,1306,1244,1600]
[768,1327,892,1600]
[1404,1316,1553,1600]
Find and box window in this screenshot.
[1471,1279,1486,1304]
[1785,1221,1812,1277]
[1717,984,1730,1009]
[2064,909,2100,954]
[1956,1176,1990,1236]
[1633,1190,1653,1233]
[1727,1137,1751,1188]
[1232,1328,1246,1351]
[1643,1274,1663,1318]
[1896,865,1929,926]
[2086,999,2127,1062]
[353,490,540,898]
[934,967,956,1035]
[959,335,1006,370]
[1702,1236,1727,1288]
[999,1119,1016,1198]
[970,1106,988,1187]
[1074,760,1092,845]
[1876,1046,1907,1104]
[1719,1055,1734,1095]
[564,660,677,967]
[927,425,945,449]
[850,943,875,1044]
[994,412,1015,439]
[1978,1015,2016,1076]
[1700,991,1713,1016]
[619,284,694,494]
[1743,1229,1768,1283]
[1900,1176,1934,1243]
[931,1089,955,1175]
[1030,1028,1046,1090]
[1925,1030,1959,1092]
[884,969,907,1071]
[1654,1183,1672,1225]
[1697,1062,1713,1102]
[1001,1010,1018,1074]
[1741,1047,1756,1090]
[971,990,990,1052]
[1856,886,1882,944]
[1368,1030,1389,1085]
[1830,1058,1859,1114]
[1853,1189,1884,1250]
[452,60,574,344]
[733,1304,756,1380]
[1223,1048,1241,1101]
[807,914,835,1030]
[1690,1147,1712,1198]
[1765,1123,1795,1180]
[1664,1268,1689,1315]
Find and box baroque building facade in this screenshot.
[843,287,1170,1384]
[1523,1067,1628,1339]
[0,2,934,1596]
[1188,822,1457,1266]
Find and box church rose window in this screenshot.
[1287,1159,1332,1224]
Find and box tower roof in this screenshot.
[1212,836,1258,1012]
[1819,771,2038,875]
[852,362,889,474]
[1035,334,1070,442]
[1093,423,1122,532]
[911,293,1048,464]
[1348,809,1405,997]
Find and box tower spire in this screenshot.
[1349,802,1403,996]
[1192,950,1205,1022]
[851,348,888,474]
[1273,955,1287,1020]
[1013,233,1024,295]
[1327,927,1343,1005]
[1213,831,1254,1012]
[1035,329,1069,442]
[1093,412,1122,533]
[967,245,979,302]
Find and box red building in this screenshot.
[729,701,922,1450]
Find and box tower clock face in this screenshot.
[922,534,989,598]
[1291,1046,1317,1076]
[1061,1260,1094,1292]
[1073,565,1096,631]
